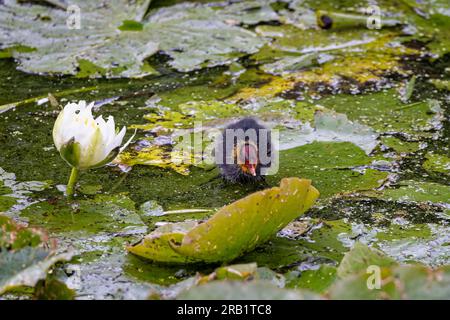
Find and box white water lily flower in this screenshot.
[53,100,132,170]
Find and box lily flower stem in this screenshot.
[66,167,79,198]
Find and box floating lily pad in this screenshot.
[318,91,442,137]
[296,219,352,262]
[269,141,388,198]
[328,244,450,299]
[285,264,337,293]
[423,152,450,176]
[33,277,76,300]
[235,28,416,100]
[337,242,397,278]
[128,178,319,263]
[380,136,420,154]
[0,215,44,250]
[381,180,450,204]
[20,193,146,235]
[1,215,59,298]
[0,0,155,77]
[0,0,274,77]
[280,110,379,154]
[177,280,318,300]
[0,247,73,295]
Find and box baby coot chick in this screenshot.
[215,117,273,183]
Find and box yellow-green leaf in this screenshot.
[128,177,319,263]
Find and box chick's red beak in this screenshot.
[237,143,258,176]
[240,163,257,176]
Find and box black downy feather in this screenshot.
[215,117,272,183]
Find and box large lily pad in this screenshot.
[233,27,417,100]
[0,215,44,250]
[0,0,273,77]
[0,215,73,296]
[381,180,450,204]
[280,110,379,154]
[0,0,155,77]
[177,280,318,300]
[318,91,443,137]
[328,244,450,299]
[0,247,73,295]
[336,242,397,278]
[423,152,450,177]
[285,264,337,293]
[128,177,319,263]
[268,142,389,198]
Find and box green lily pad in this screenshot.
[337,242,397,278]
[0,215,44,251]
[285,264,337,293]
[0,0,155,78]
[380,136,420,154]
[381,180,450,204]
[269,141,389,198]
[423,152,450,176]
[177,280,318,300]
[329,245,450,299]
[128,178,319,263]
[33,277,76,300]
[318,90,442,137]
[0,247,73,295]
[0,0,274,77]
[20,193,146,235]
[0,195,16,212]
[385,265,450,299]
[279,110,379,154]
[0,167,51,214]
